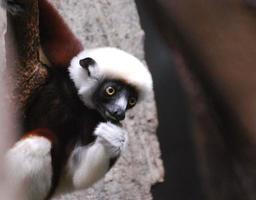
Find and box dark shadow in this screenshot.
[134,1,204,199]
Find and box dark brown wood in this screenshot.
[142,0,256,199]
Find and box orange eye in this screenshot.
[105,86,115,96]
[128,97,137,107]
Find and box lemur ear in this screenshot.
[79,57,95,69]
[79,57,96,76]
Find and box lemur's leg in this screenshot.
[57,122,128,193]
[5,129,55,200]
[39,0,83,67]
[3,0,83,67]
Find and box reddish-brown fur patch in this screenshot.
[21,128,57,144]
[39,0,83,68]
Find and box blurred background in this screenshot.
[135,1,256,200]
[135,1,202,199]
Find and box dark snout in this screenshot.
[104,105,126,122]
[100,94,128,122]
[109,107,126,121]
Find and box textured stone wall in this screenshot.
[0,2,6,73]
[50,0,164,199]
[0,4,15,199]
[0,0,7,168]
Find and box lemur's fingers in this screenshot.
[5,129,55,200]
[2,0,26,15]
[94,122,128,158]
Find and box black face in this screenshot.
[93,80,138,123]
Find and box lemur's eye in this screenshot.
[128,97,137,107]
[105,86,116,96]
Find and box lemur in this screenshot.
[3,0,153,199]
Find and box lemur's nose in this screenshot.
[112,109,125,121]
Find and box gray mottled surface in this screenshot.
[0,5,17,199]
[0,3,6,73]
[0,0,6,161]
[50,0,164,199]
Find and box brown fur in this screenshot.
[39,0,83,68]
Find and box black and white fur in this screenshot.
[3,1,153,200]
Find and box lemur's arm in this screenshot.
[39,0,83,67]
[56,122,127,194]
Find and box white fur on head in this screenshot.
[68,47,153,107]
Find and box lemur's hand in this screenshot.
[94,122,128,158]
